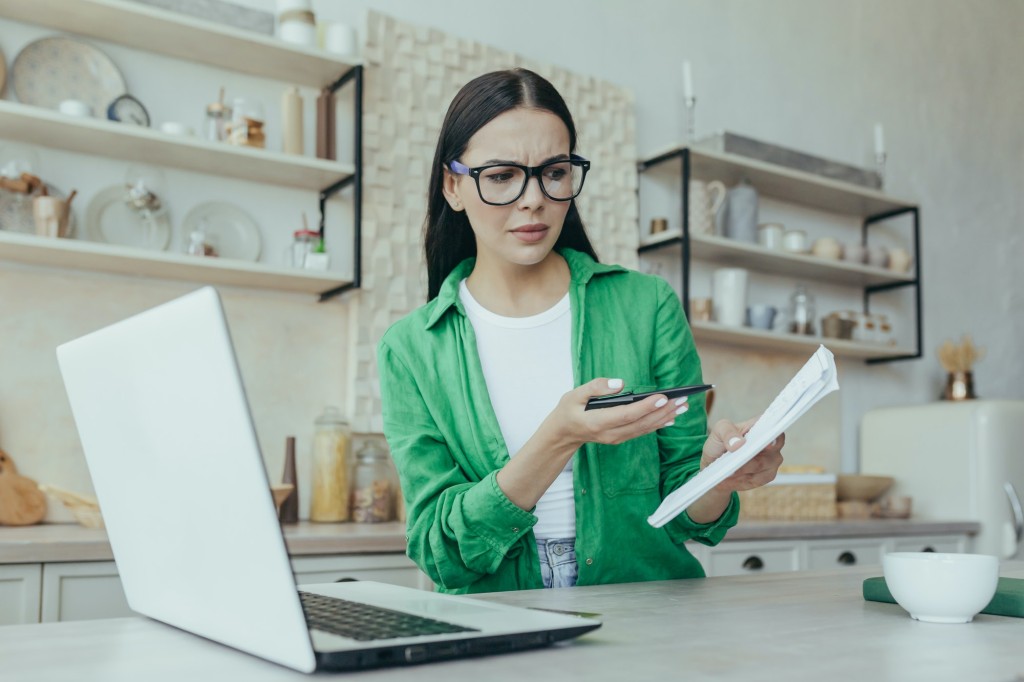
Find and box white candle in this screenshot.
[682,60,694,101]
[874,123,885,156]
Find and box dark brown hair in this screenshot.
[424,68,598,300]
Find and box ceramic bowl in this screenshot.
[882,552,998,623]
[836,474,894,502]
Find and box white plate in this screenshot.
[85,185,171,250]
[12,37,126,114]
[181,202,262,261]
[0,184,78,236]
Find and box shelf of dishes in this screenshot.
[640,145,916,217]
[0,230,350,295]
[0,0,357,88]
[639,232,914,288]
[689,319,914,361]
[0,101,354,191]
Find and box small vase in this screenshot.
[279,436,299,524]
[942,371,976,401]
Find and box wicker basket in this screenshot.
[739,480,837,521]
[38,484,105,529]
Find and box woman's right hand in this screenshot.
[545,378,689,450]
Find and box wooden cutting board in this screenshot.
[0,448,47,526]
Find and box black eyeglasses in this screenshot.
[447,154,590,206]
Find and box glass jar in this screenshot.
[351,441,395,523]
[788,284,816,335]
[204,99,231,142]
[290,228,318,268]
[226,97,265,148]
[309,406,352,522]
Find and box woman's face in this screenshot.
[443,107,573,269]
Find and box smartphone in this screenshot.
[585,384,714,411]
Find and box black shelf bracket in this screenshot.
[636,147,692,319]
[317,64,363,302]
[863,206,922,364]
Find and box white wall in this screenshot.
[1,0,1021,513]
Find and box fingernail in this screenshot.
[675,405,688,415]
[664,421,675,428]
[674,397,688,406]
[608,378,623,390]
[728,436,743,447]
[655,397,668,408]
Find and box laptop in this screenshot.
[55,286,600,673]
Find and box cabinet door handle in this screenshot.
[837,551,857,565]
[742,555,764,571]
[921,546,936,553]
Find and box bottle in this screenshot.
[281,87,303,155]
[788,284,816,336]
[351,440,395,523]
[204,87,231,142]
[309,406,352,522]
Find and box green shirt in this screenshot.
[377,248,739,594]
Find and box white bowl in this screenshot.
[882,552,998,624]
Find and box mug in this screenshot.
[33,196,71,238]
[888,247,912,273]
[842,242,866,264]
[783,229,808,253]
[690,297,713,322]
[688,180,726,236]
[757,223,784,250]
[712,268,748,327]
[746,304,777,330]
[811,237,842,260]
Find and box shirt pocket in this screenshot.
[597,432,660,495]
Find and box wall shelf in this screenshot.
[691,320,915,361]
[0,101,355,190]
[0,231,350,295]
[0,0,357,87]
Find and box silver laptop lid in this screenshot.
[57,287,317,673]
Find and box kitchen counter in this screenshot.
[0,519,978,564]
[1,562,1022,681]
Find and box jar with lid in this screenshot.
[788,284,816,335]
[204,89,231,142]
[351,441,395,523]
[226,97,265,148]
[290,228,319,268]
[309,406,352,522]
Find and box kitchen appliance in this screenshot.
[860,400,1024,559]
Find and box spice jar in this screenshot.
[788,284,816,335]
[290,228,318,268]
[226,97,265,148]
[351,441,395,523]
[309,406,352,522]
[204,88,231,142]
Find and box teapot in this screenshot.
[32,190,77,238]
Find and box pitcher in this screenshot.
[688,180,726,236]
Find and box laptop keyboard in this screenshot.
[299,591,480,641]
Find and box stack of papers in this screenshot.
[648,345,840,528]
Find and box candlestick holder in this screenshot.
[684,96,697,145]
[874,151,887,188]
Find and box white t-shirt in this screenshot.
[459,279,576,540]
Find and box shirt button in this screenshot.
[585,558,593,566]
[581,488,587,495]
[512,527,519,533]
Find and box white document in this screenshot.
[647,344,839,528]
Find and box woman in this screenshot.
[378,68,783,594]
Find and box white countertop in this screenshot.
[0,519,979,564]
[1,562,1021,681]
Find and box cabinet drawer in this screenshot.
[889,535,966,554]
[291,554,431,591]
[807,540,884,570]
[41,561,133,622]
[706,543,800,576]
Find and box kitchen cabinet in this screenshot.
[291,554,433,591]
[0,0,363,301]
[637,146,921,363]
[0,563,41,625]
[689,533,968,577]
[40,561,132,623]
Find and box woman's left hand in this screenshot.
[702,416,785,493]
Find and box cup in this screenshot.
[58,99,92,117]
[746,304,777,330]
[32,195,71,238]
[811,237,842,260]
[649,217,668,235]
[325,22,358,58]
[689,297,712,322]
[757,222,784,250]
[783,229,808,253]
[842,242,866,264]
[688,180,727,236]
[867,245,889,269]
[712,268,748,327]
[888,247,912,273]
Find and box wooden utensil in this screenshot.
[0,448,47,526]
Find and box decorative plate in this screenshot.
[11,37,126,113]
[181,202,262,261]
[85,185,171,250]
[0,184,78,236]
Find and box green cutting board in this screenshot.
[863,576,1024,618]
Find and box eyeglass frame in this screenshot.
[446,154,591,206]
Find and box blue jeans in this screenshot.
[536,538,578,589]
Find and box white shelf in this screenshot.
[641,146,916,217]
[0,0,356,88]
[690,320,914,361]
[0,101,354,191]
[0,231,350,295]
[639,232,915,287]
